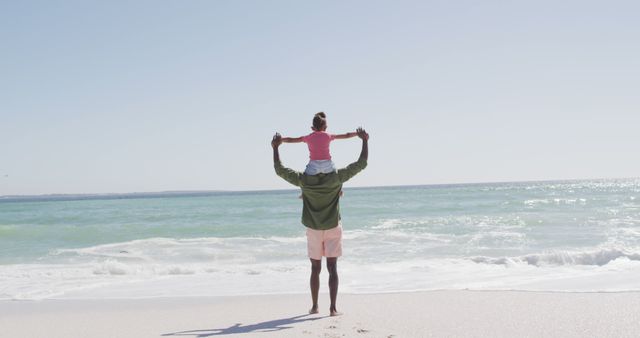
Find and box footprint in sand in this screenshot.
[323,333,341,338]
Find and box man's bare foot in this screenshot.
[309,306,319,314]
[330,308,342,316]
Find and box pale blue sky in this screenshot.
[1,0,639,195]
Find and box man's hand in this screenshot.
[272,133,283,149]
[356,127,369,141]
[356,127,369,161]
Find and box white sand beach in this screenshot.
[2,291,640,338]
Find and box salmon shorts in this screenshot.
[306,223,343,260]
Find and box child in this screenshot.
[282,112,357,175]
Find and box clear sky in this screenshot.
[1,0,639,195]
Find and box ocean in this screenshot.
[1,179,640,300]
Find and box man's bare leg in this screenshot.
[326,257,341,316]
[309,258,321,314]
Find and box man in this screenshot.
[271,127,369,316]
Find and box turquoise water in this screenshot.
[0,191,301,264]
[1,179,640,299]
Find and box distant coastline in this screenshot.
[2,177,637,203]
[0,190,250,203]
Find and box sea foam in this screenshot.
[2,179,640,299]
[471,248,640,267]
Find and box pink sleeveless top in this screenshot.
[303,131,336,160]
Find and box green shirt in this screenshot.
[274,157,367,230]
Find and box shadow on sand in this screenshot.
[162,314,325,337]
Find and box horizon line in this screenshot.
[2,176,638,200]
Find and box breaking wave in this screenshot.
[471,248,640,267]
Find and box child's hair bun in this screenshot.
[312,112,327,131]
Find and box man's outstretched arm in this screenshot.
[272,133,283,163]
[337,127,369,183]
[272,133,302,187]
[357,127,368,161]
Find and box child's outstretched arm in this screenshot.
[333,131,358,140]
[281,136,304,143]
